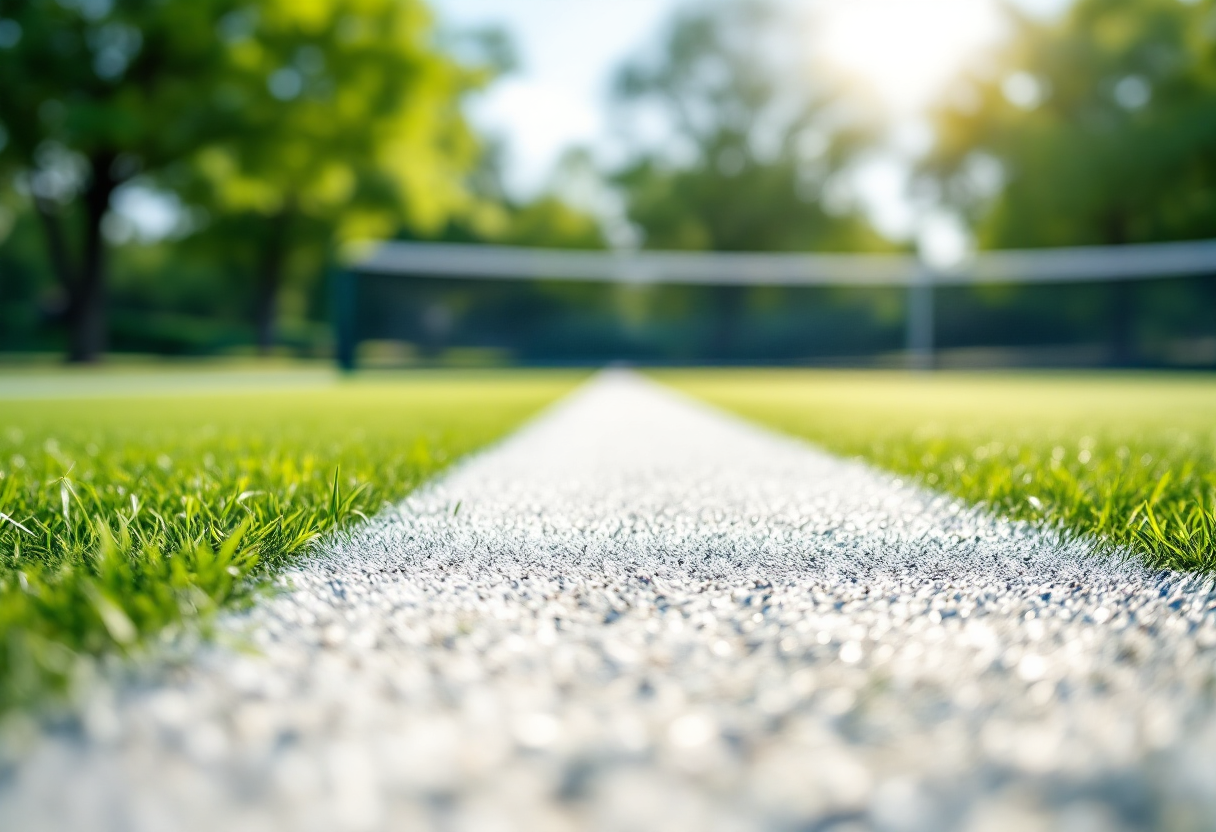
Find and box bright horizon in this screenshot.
[813,0,1005,113]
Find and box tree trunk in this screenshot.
[33,153,117,364]
[32,197,79,302]
[254,208,292,356]
[68,157,117,363]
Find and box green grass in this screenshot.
[9,366,1213,714]
[0,371,579,713]
[659,369,1216,573]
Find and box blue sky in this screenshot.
[433,0,685,196]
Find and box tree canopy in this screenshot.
[177,0,490,351]
[610,0,888,253]
[0,0,487,359]
[924,0,1216,249]
[0,0,246,360]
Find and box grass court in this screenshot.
[3,366,1216,713]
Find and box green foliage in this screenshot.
[0,0,258,359]
[0,371,578,712]
[0,0,491,358]
[611,0,888,253]
[183,0,497,354]
[0,0,239,172]
[183,0,487,245]
[925,0,1216,248]
[399,145,607,251]
[498,196,604,250]
[663,369,1216,572]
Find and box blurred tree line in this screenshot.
[0,0,567,360]
[1,0,1215,365]
[609,0,886,254]
[921,0,1216,364]
[926,0,1216,249]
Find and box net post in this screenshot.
[906,264,935,371]
[331,266,357,372]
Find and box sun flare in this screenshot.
[816,0,1004,111]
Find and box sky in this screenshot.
[433,0,684,196]
[433,0,1071,259]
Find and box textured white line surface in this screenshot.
[4,372,1216,832]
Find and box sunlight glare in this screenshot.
[816,0,1004,112]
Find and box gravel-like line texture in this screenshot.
[3,371,1216,831]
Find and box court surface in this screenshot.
[3,372,1215,832]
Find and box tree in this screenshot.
[610,0,887,254]
[178,0,488,353]
[401,143,607,250]
[923,0,1216,249]
[0,0,487,361]
[0,0,251,362]
[608,0,889,359]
